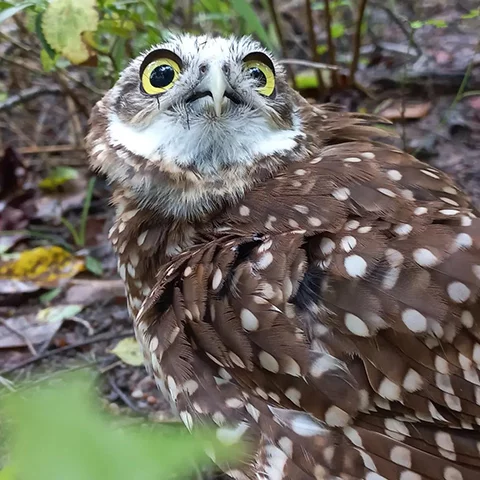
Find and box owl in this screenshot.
[87,33,480,480]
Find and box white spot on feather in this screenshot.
[240,308,259,331]
[402,309,427,332]
[344,255,367,277]
[413,248,440,267]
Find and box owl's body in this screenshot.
[87,34,480,480]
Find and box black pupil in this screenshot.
[249,67,267,87]
[150,64,174,88]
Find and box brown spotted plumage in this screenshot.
[87,33,480,480]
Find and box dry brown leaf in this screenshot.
[64,279,125,305]
[378,101,432,120]
[0,313,63,348]
[0,246,85,294]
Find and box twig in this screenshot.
[280,58,341,71]
[0,86,63,112]
[324,0,338,87]
[0,319,38,356]
[349,0,368,84]
[53,71,90,118]
[185,0,194,31]
[16,144,85,155]
[305,0,325,91]
[107,373,146,415]
[368,1,421,56]
[0,86,62,112]
[267,0,296,88]
[0,330,133,376]
[0,31,40,56]
[0,54,43,74]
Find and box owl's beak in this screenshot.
[205,65,227,116]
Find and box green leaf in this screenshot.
[0,465,15,480]
[42,0,99,64]
[2,372,236,480]
[410,20,424,29]
[109,337,143,366]
[37,304,83,324]
[316,44,328,55]
[85,256,103,276]
[39,287,63,304]
[40,48,58,71]
[38,166,79,191]
[461,8,480,19]
[230,0,274,51]
[425,18,447,28]
[35,12,56,60]
[331,22,345,39]
[0,2,35,24]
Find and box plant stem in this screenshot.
[324,0,337,87]
[78,177,96,247]
[267,0,296,88]
[349,0,368,84]
[305,0,325,92]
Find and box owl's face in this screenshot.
[89,34,306,219]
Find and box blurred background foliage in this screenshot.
[2,0,477,94]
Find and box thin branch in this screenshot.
[0,330,133,376]
[53,71,90,118]
[305,0,325,91]
[349,0,368,84]
[280,58,341,71]
[17,144,85,155]
[0,86,62,112]
[267,0,296,88]
[0,319,38,356]
[368,1,421,56]
[107,373,146,415]
[324,0,338,87]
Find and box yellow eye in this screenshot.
[244,60,275,97]
[141,58,181,95]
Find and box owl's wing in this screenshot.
[138,136,480,480]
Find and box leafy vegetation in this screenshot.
[0,372,235,479]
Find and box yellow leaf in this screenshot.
[38,166,79,192]
[109,337,143,366]
[42,0,99,65]
[37,304,84,323]
[0,246,85,293]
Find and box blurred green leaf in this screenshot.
[0,465,15,480]
[1,372,235,480]
[461,8,480,19]
[38,166,79,191]
[37,304,83,324]
[426,19,447,28]
[40,48,58,71]
[85,256,103,276]
[35,12,56,59]
[39,287,63,304]
[230,0,274,50]
[331,22,345,39]
[316,44,328,55]
[0,2,35,24]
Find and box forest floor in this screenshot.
[0,0,479,445]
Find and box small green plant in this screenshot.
[0,371,237,479]
[59,176,96,249]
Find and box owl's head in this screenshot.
[87,34,307,219]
